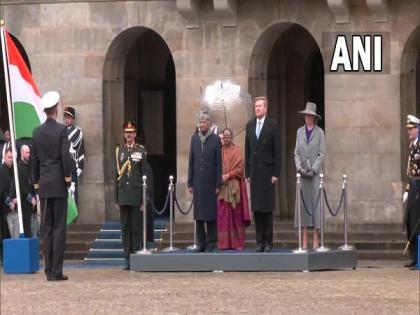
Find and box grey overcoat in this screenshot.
[294,125,325,229]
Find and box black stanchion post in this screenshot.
[293,173,306,254]
[163,176,179,252]
[339,174,353,251]
[137,175,152,255]
[316,173,330,252]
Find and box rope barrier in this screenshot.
[174,194,194,216]
[323,188,345,217]
[146,187,170,216]
[300,189,321,217]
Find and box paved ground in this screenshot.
[1,261,419,315]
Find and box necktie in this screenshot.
[256,120,262,139]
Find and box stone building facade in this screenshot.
[1,0,419,226]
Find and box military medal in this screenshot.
[131,151,142,162]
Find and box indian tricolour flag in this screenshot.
[2,28,45,139]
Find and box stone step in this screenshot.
[67,224,101,232]
[66,231,98,241]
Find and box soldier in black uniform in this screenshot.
[114,121,149,270]
[32,91,75,281]
[63,106,85,206]
[403,115,420,270]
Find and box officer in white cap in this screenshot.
[31,91,76,281]
[403,114,420,269]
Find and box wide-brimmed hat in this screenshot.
[41,91,60,110]
[406,114,419,128]
[298,101,321,120]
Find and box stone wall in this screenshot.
[2,0,419,224]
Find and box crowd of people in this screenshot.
[0,91,85,280]
[1,89,419,278]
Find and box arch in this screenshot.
[248,23,325,220]
[400,25,420,181]
[103,27,177,221]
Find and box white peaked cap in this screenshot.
[41,91,60,110]
[407,114,420,126]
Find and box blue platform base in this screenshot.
[3,237,39,274]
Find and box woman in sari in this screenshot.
[217,128,251,250]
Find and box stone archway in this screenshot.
[0,33,31,132]
[249,23,325,220]
[401,25,420,180]
[103,27,176,220]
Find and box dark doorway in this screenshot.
[249,23,325,220]
[103,27,176,219]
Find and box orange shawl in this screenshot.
[218,143,244,207]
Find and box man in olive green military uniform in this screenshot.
[115,121,148,270]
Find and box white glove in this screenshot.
[403,191,408,203]
[69,182,76,199]
[77,168,82,177]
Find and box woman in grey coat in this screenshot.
[294,102,325,249]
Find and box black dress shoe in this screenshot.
[409,265,418,271]
[404,261,416,268]
[194,246,205,253]
[122,265,130,271]
[256,244,264,252]
[48,274,68,281]
[264,246,272,253]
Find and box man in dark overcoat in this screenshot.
[188,111,222,252]
[10,145,37,237]
[32,91,75,281]
[245,96,281,252]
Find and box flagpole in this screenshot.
[1,22,25,237]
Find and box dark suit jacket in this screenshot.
[10,160,35,207]
[0,163,13,239]
[188,132,222,221]
[31,117,75,198]
[245,116,281,212]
